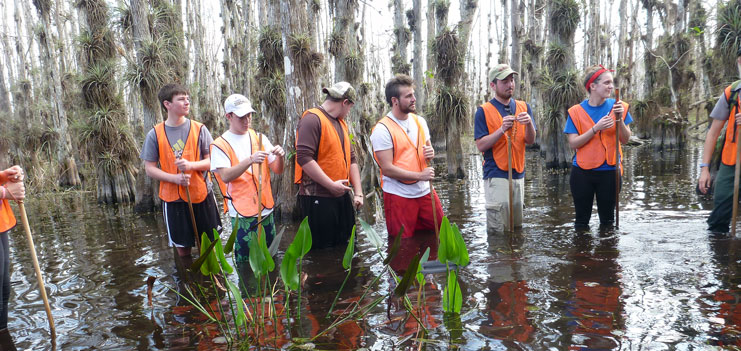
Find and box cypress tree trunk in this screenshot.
[411,0,425,108]
[392,0,411,74]
[542,0,580,168]
[511,0,524,96]
[77,0,138,203]
[279,0,322,220]
[499,0,509,63]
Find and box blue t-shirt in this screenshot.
[563,98,633,170]
[474,98,535,180]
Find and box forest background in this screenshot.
[1,0,740,221]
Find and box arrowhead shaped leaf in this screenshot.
[342,226,356,270]
[359,218,383,251]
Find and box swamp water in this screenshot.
[7,142,739,350]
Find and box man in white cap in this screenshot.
[473,64,536,233]
[211,94,285,264]
[294,81,363,250]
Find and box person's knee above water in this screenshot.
[294,81,364,250]
[473,64,536,233]
[211,94,285,263]
[140,83,222,258]
[371,74,444,238]
[563,65,632,229]
[699,46,741,232]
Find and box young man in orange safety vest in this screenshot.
[698,46,741,232]
[211,94,285,264]
[473,64,536,233]
[371,74,443,239]
[295,82,363,250]
[140,83,222,260]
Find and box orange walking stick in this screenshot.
[614,88,621,228]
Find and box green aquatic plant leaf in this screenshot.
[198,233,220,275]
[342,226,356,270]
[248,232,269,277]
[224,221,238,254]
[281,217,312,291]
[383,226,404,265]
[280,253,299,291]
[437,216,454,264]
[443,269,463,314]
[190,237,219,273]
[360,218,383,251]
[287,217,312,258]
[258,226,275,272]
[213,229,233,274]
[225,279,246,326]
[416,247,431,286]
[451,223,469,267]
[394,253,421,297]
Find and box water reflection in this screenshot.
[10,144,741,349]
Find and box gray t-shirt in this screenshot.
[710,85,741,120]
[140,119,213,162]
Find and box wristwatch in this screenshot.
[700,163,710,168]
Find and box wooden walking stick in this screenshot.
[505,106,516,232]
[256,134,265,237]
[175,151,201,252]
[733,120,741,236]
[15,201,56,342]
[425,142,439,237]
[614,89,621,228]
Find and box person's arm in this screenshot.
[613,102,632,144]
[145,160,189,185]
[215,153,263,183]
[475,108,514,152]
[349,163,363,207]
[698,118,727,194]
[300,160,351,196]
[268,144,285,174]
[515,109,536,145]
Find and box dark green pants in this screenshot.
[708,164,741,232]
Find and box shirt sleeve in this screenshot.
[420,116,432,144]
[710,92,731,120]
[370,123,394,152]
[140,129,160,162]
[563,114,578,134]
[473,107,489,140]
[210,146,230,171]
[199,126,214,157]
[624,111,633,125]
[296,114,322,167]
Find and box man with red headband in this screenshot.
[564,65,632,230]
[698,46,741,232]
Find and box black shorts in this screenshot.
[163,193,222,248]
[298,193,355,250]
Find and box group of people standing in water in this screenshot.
[1,47,740,348]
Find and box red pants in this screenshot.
[383,190,444,238]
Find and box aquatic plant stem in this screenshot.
[615,88,621,229]
[326,268,352,318]
[734,127,741,236]
[16,201,56,343]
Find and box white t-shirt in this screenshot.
[210,130,277,217]
[370,111,432,198]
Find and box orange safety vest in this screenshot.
[294,108,351,184]
[372,114,427,185]
[211,130,275,217]
[722,85,741,166]
[568,101,629,171]
[155,120,208,203]
[0,199,16,233]
[482,100,528,173]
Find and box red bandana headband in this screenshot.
[585,65,614,90]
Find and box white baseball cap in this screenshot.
[224,94,256,117]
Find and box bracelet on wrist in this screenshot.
[699,163,710,168]
[591,126,596,134]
